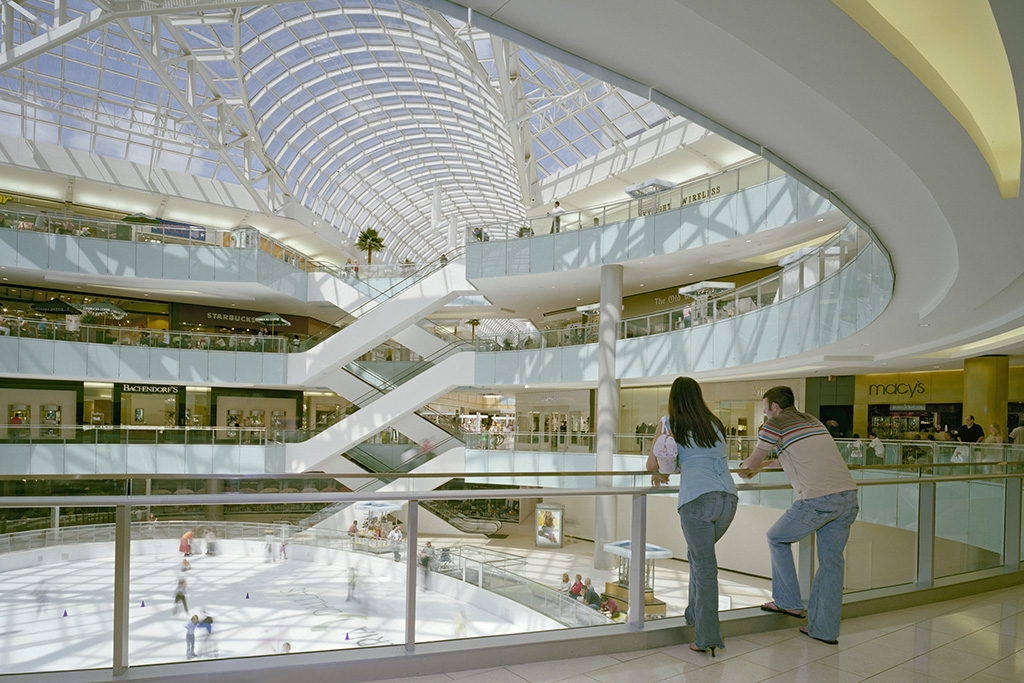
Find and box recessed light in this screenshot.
[862,343,870,346]
[881,362,887,365]
[688,273,693,276]
[745,239,751,243]
[817,218,824,222]
[917,323,930,327]
[933,365,940,369]
[639,284,644,287]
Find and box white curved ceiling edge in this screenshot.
[453,0,1024,376]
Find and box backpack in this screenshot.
[651,415,679,474]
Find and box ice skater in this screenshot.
[185,615,199,659]
[265,530,276,562]
[204,529,217,555]
[453,607,468,638]
[346,567,358,602]
[198,612,216,658]
[173,578,188,614]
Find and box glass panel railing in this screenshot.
[467,158,768,240]
[1,464,1023,674]
[1,424,268,445]
[467,222,867,352]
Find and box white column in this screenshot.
[594,264,622,569]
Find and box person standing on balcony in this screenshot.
[740,386,858,645]
[549,201,565,233]
[647,376,737,657]
[958,415,984,443]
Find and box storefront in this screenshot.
[211,388,303,442]
[1,379,83,441]
[851,368,1024,439]
[173,303,320,336]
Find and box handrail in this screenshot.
[466,157,770,240]
[465,221,863,351]
[0,205,436,278]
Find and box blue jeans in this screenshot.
[678,491,738,649]
[767,489,859,642]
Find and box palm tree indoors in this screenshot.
[356,228,385,264]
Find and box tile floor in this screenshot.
[363,583,1024,682]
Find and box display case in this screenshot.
[8,404,28,442]
[41,405,61,437]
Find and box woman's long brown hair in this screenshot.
[667,376,726,448]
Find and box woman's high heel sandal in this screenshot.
[689,643,717,657]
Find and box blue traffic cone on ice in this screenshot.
[63,610,68,617]
[346,633,350,640]
[140,601,145,607]
[245,592,250,599]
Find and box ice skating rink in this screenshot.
[0,531,772,676]
[0,540,550,675]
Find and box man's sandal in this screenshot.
[760,601,806,618]
[800,626,838,645]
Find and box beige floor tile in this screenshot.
[738,634,839,672]
[737,629,802,648]
[548,676,603,683]
[957,672,1022,683]
[815,641,912,678]
[914,612,996,638]
[945,628,1024,661]
[979,650,1024,681]
[507,655,622,683]
[366,675,455,683]
[859,667,947,683]
[841,610,918,634]
[658,636,763,665]
[660,657,779,683]
[757,661,864,683]
[446,667,527,682]
[608,650,654,662]
[586,652,695,683]
[895,647,995,683]
[864,623,959,655]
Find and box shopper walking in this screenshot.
[647,376,737,656]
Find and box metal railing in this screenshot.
[0,466,1022,676]
[464,222,865,351]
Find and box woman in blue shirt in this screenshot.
[647,376,738,656]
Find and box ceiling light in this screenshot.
[817,218,824,222]
[918,323,930,327]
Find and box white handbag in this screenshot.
[651,415,679,474]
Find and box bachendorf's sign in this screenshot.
[121,384,179,394]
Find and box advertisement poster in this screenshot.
[536,504,564,548]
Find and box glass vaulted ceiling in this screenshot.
[0,0,674,262]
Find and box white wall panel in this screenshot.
[19,339,55,375]
[106,241,136,277]
[118,346,152,381]
[0,445,30,474]
[162,244,191,279]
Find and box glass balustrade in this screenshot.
[467,158,772,240]
[0,464,1021,675]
